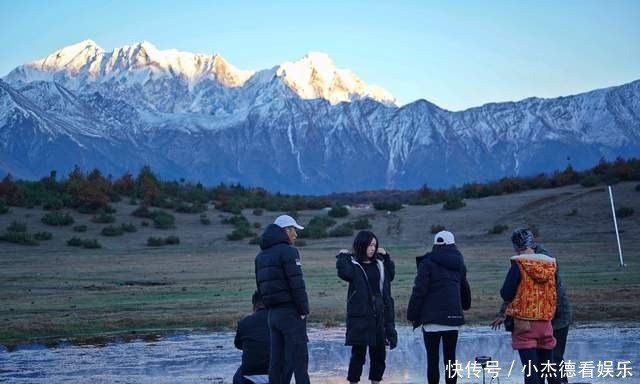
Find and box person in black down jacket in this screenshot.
[233,291,270,384]
[255,215,310,384]
[407,231,471,384]
[336,230,397,384]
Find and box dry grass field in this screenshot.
[1,182,639,346]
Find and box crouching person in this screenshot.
[233,291,270,384]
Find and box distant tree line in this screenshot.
[0,157,638,212]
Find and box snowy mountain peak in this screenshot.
[276,52,397,106]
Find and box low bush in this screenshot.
[101,225,124,237]
[152,210,176,229]
[7,221,27,233]
[43,198,63,211]
[73,225,88,232]
[42,212,74,226]
[0,231,39,245]
[165,235,180,245]
[252,208,263,216]
[121,222,137,233]
[616,206,634,218]
[200,213,211,225]
[82,239,101,249]
[147,237,165,246]
[353,218,372,230]
[566,209,578,217]
[373,202,403,212]
[580,175,601,187]
[92,213,116,224]
[329,223,354,237]
[67,237,83,247]
[328,205,349,218]
[430,224,446,234]
[104,205,117,214]
[443,198,466,210]
[33,232,53,241]
[488,224,509,235]
[131,206,153,218]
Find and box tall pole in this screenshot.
[608,186,624,267]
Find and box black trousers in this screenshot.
[268,307,310,384]
[347,328,387,382]
[423,330,458,384]
[551,326,569,384]
[518,348,561,384]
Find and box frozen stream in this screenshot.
[1,324,638,383]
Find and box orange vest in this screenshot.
[506,255,557,321]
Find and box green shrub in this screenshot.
[101,225,124,236]
[328,205,349,218]
[226,226,254,241]
[635,184,640,192]
[200,213,211,225]
[7,221,27,233]
[92,213,116,224]
[43,197,63,211]
[141,221,149,227]
[121,222,137,233]
[129,198,138,205]
[329,223,354,237]
[104,205,117,214]
[34,232,53,241]
[0,201,9,214]
[580,175,601,187]
[131,206,153,218]
[0,232,39,245]
[252,208,263,216]
[165,235,180,245]
[488,224,509,235]
[308,216,336,228]
[373,202,403,212]
[152,210,176,229]
[566,209,578,216]
[353,218,372,230]
[616,206,634,218]
[147,237,165,246]
[73,225,88,232]
[67,237,83,247]
[221,215,249,227]
[299,226,329,239]
[42,212,75,226]
[443,198,466,210]
[430,224,446,234]
[175,201,206,214]
[82,239,101,249]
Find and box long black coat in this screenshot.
[336,252,396,346]
[407,244,471,326]
[255,224,309,315]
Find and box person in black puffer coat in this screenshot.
[255,215,310,384]
[407,231,471,384]
[336,230,397,384]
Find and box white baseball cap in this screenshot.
[274,215,304,230]
[434,230,455,245]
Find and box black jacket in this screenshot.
[255,224,309,315]
[407,245,471,326]
[336,252,396,347]
[234,308,270,375]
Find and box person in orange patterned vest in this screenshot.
[499,228,560,384]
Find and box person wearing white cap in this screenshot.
[407,231,471,384]
[254,215,310,384]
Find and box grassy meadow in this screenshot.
[1,182,639,346]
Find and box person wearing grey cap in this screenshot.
[407,231,471,384]
[255,215,310,384]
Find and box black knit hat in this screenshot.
[511,228,536,251]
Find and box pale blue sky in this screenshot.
[1,0,639,110]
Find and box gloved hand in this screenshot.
[386,328,398,350]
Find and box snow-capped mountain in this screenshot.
[1,40,639,194]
